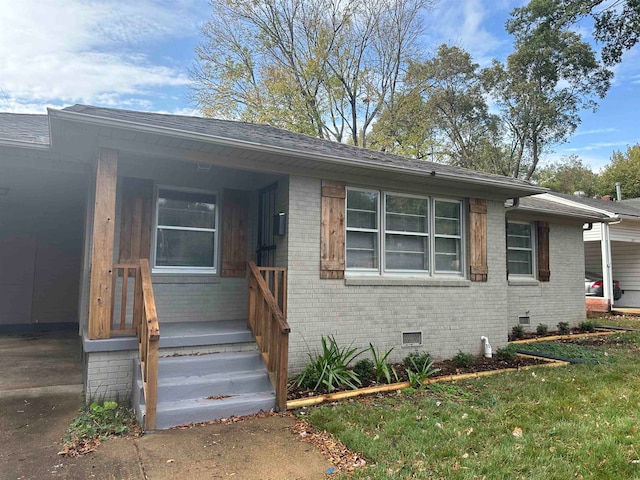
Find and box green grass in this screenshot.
[515,341,604,363]
[305,333,640,479]
[594,313,640,330]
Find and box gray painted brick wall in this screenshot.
[84,350,138,402]
[507,223,587,330]
[285,175,511,372]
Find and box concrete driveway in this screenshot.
[0,332,333,480]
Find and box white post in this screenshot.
[600,223,613,307]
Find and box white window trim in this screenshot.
[507,220,536,278]
[152,185,219,275]
[345,187,380,274]
[345,188,465,277]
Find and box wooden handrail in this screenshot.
[113,260,159,430]
[247,262,289,412]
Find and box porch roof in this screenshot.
[0,113,50,148]
[507,193,611,222]
[47,104,546,199]
[544,192,640,219]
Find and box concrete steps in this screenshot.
[132,322,275,430]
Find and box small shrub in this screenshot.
[452,351,475,368]
[368,343,397,384]
[402,351,432,371]
[403,351,439,388]
[557,321,570,335]
[496,345,517,362]
[512,325,525,339]
[579,321,596,333]
[295,335,364,392]
[536,324,548,336]
[353,359,375,383]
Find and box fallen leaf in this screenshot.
[513,427,523,438]
[167,459,174,463]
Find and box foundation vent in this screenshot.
[518,315,531,325]
[402,331,422,346]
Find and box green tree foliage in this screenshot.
[534,155,599,196]
[509,0,640,67]
[599,145,640,199]
[369,45,500,170]
[191,0,431,147]
[482,6,611,181]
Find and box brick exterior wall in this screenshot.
[507,223,587,331]
[84,350,138,402]
[286,175,511,372]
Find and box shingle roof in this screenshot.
[0,113,49,145]
[61,104,541,191]
[549,192,640,218]
[511,194,609,221]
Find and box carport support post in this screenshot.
[600,222,613,308]
[88,149,118,339]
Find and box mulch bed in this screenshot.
[288,355,547,400]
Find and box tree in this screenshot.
[533,155,599,196]
[368,45,500,170]
[191,0,431,147]
[482,11,611,180]
[509,0,640,67]
[599,145,640,199]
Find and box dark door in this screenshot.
[257,183,278,267]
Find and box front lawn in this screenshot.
[305,332,640,479]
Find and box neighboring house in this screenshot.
[534,193,640,310]
[0,105,601,429]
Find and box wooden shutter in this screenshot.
[537,221,550,282]
[119,177,153,264]
[221,189,249,277]
[320,179,345,279]
[469,198,488,282]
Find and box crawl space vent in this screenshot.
[402,331,422,346]
[518,316,531,325]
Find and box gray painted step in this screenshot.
[133,350,276,429]
[142,391,276,430]
[157,351,264,377]
[159,320,254,348]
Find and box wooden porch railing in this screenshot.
[247,262,290,412]
[112,259,159,430]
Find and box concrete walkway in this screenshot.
[0,332,333,479]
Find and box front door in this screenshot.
[256,183,278,267]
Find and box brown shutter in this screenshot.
[537,221,550,282]
[119,177,153,265]
[221,189,249,277]
[320,179,345,279]
[469,198,488,282]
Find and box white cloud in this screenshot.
[574,127,617,136]
[0,0,202,113]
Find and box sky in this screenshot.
[0,0,638,170]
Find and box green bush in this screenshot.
[496,345,518,362]
[403,351,439,388]
[557,321,570,335]
[511,325,525,339]
[452,351,475,368]
[536,324,549,335]
[368,343,397,384]
[579,321,596,332]
[295,335,364,393]
[353,359,375,383]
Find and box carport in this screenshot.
[0,113,89,333]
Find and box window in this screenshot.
[346,188,463,275]
[507,221,534,276]
[154,187,218,272]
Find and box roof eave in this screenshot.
[48,108,546,196]
[0,138,51,150]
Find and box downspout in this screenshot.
[600,222,613,307]
[480,336,492,358]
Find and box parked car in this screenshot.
[585,272,622,300]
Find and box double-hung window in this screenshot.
[154,187,218,273]
[346,188,463,275]
[506,221,534,276]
